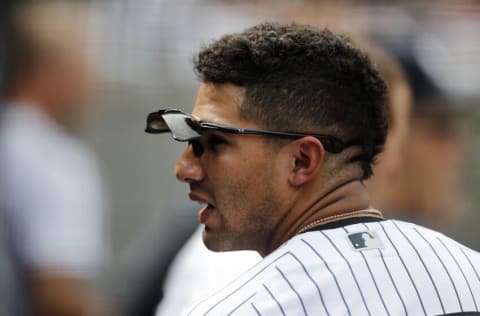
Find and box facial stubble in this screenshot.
[203,160,281,254]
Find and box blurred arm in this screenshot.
[31,275,112,316]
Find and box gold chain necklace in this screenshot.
[296,209,384,235]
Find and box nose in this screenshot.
[175,145,205,183]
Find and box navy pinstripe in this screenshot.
[301,238,351,316]
[263,284,285,316]
[275,266,307,316]
[182,220,480,316]
[250,303,261,316]
[343,226,390,315]
[320,230,372,316]
[414,228,463,311]
[460,248,480,282]
[378,222,427,315]
[393,221,446,313]
[227,293,256,316]
[288,251,330,316]
[438,238,479,310]
[190,252,290,315]
[363,222,408,315]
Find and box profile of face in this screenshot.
[175,83,286,253]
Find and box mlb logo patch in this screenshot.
[347,231,383,251]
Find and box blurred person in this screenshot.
[148,22,480,315]
[0,2,111,315]
[362,42,412,211]
[155,38,412,316]
[1,3,22,315]
[377,44,467,230]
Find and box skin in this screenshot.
[9,44,92,129]
[176,82,371,257]
[9,64,107,315]
[32,276,112,316]
[9,64,109,315]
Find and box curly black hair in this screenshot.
[194,22,388,179]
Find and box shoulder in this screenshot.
[184,234,345,315]
[187,221,480,315]
[1,104,96,168]
[0,104,100,187]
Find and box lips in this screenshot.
[188,191,215,224]
[198,204,215,224]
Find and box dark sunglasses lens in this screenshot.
[189,140,204,157]
[162,113,200,141]
[146,112,169,133]
[147,119,168,132]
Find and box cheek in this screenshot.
[212,155,269,206]
[227,161,278,217]
[205,141,281,207]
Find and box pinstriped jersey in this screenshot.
[184,219,480,316]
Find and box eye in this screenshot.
[206,134,228,151]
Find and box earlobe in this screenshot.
[288,137,325,187]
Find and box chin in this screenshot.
[202,228,238,252]
[203,241,233,253]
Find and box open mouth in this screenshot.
[198,203,215,224]
[189,191,215,224]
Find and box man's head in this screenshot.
[193,22,388,178]
[375,45,465,226]
[169,22,388,254]
[7,2,92,127]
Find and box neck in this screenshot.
[260,180,371,257]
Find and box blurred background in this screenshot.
[1,0,479,315]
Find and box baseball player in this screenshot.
[146,22,480,315]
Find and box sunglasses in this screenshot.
[145,109,350,156]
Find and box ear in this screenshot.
[288,136,325,187]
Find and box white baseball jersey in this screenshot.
[184,219,480,316]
